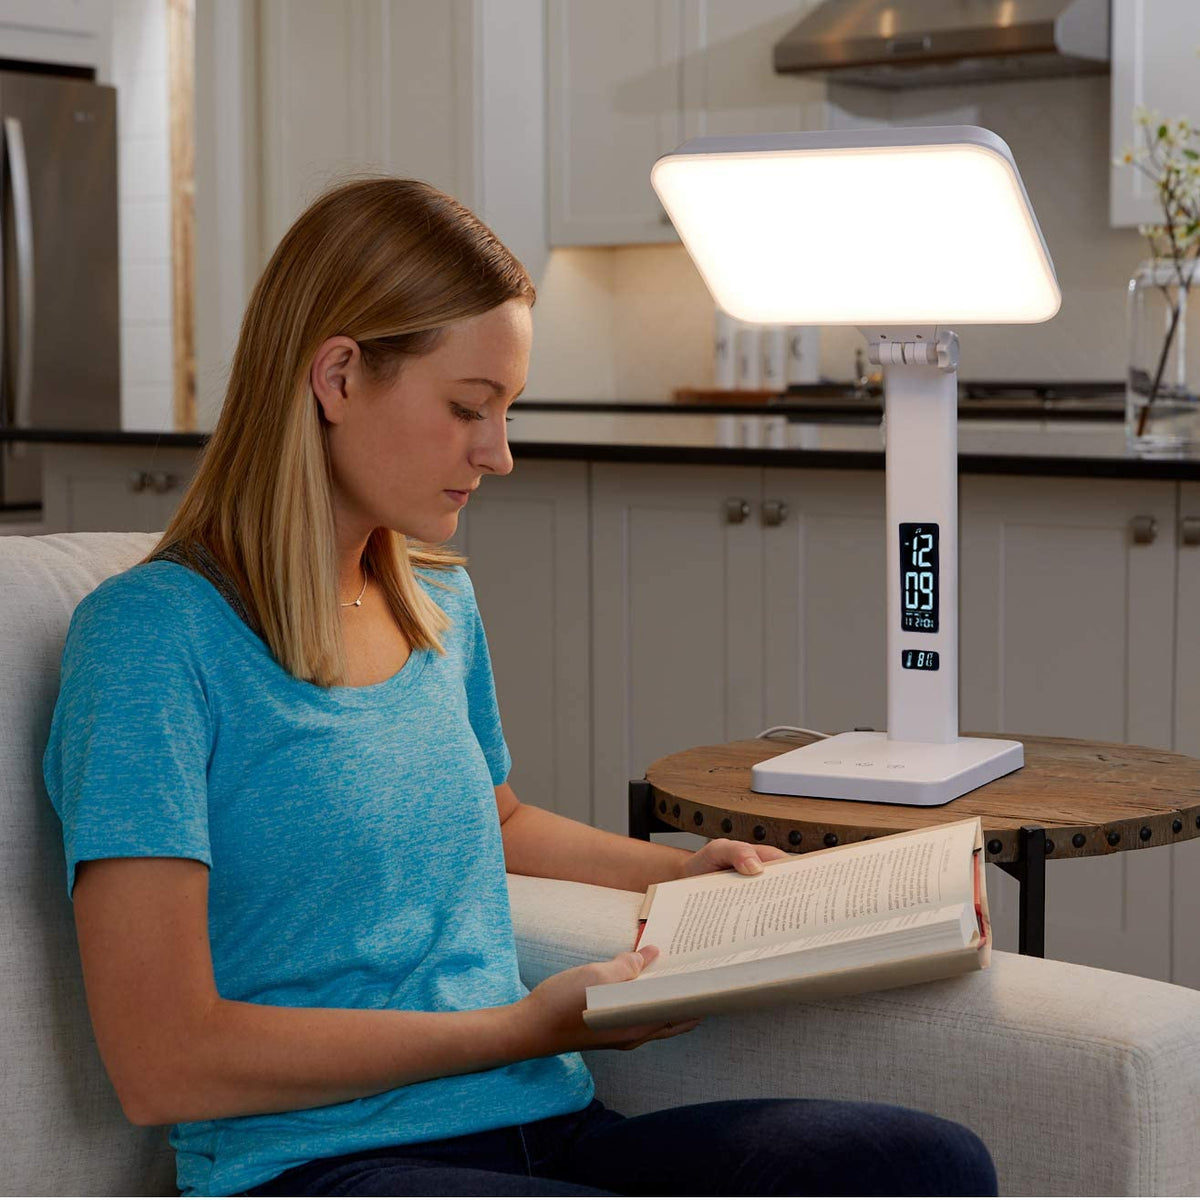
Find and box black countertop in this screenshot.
[6,398,1200,482]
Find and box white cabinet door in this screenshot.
[451,460,592,825]
[547,0,683,246]
[960,474,1177,977]
[761,468,887,737]
[38,444,199,534]
[591,461,764,835]
[680,0,824,141]
[1110,0,1200,227]
[1171,481,1200,987]
[259,0,479,252]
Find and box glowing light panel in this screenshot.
[650,127,1061,326]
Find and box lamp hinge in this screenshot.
[862,328,960,373]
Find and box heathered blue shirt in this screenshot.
[42,559,594,1197]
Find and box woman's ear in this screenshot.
[310,337,360,424]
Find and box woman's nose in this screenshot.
[473,423,514,477]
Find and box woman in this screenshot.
[43,177,999,1197]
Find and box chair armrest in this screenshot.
[508,872,1200,1197]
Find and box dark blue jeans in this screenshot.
[237,1096,999,1196]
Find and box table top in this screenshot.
[644,733,1200,864]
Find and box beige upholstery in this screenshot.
[4,531,1200,1196]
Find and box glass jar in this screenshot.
[1126,258,1200,456]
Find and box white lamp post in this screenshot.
[651,126,1061,806]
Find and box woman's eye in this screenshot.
[452,403,514,425]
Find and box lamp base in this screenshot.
[751,730,1023,807]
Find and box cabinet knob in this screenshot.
[725,498,751,524]
[1130,515,1158,545]
[146,470,177,494]
[128,470,149,493]
[761,499,789,526]
[1182,516,1200,547]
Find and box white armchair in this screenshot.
[4,532,1199,1196]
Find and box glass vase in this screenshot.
[1126,258,1200,456]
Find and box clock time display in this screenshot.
[899,523,939,633]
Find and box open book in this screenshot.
[583,815,990,1030]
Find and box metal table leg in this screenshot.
[996,824,1046,957]
[628,778,676,841]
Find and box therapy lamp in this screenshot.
[650,126,1061,806]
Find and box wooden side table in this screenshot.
[629,732,1200,957]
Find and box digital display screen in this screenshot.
[899,523,939,633]
[902,650,940,671]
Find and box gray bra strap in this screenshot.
[146,540,263,639]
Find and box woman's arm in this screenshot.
[73,856,559,1127]
[497,786,690,893]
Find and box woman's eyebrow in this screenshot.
[455,377,525,399]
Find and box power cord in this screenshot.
[755,724,831,740]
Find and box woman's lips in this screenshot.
[445,490,470,506]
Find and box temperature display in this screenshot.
[902,650,940,671]
[899,523,939,633]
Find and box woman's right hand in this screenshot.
[512,945,702,1055]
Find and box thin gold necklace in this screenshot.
[339,567,367,608]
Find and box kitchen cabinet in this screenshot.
[547,0,824,246]
[590,461,767,830]
[0,1,110,73]
[588,462,886,834]
[449,460,592,826]
[258,0,480,256]
[1110,0,1200,228]
[38,443,196,536]
[959,474,1177,980]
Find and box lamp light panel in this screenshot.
[650,126,1061,326]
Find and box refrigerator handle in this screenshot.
[4,117,33,431]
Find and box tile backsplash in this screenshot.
[526,73,1149,401]
[110,0,175,431]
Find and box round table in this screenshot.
[628,732,1200,956]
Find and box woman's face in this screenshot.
[312,298,530,546]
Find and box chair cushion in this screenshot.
[1,532,176,1196]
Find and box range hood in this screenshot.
[773,0,1109,89]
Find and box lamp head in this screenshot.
[650,126,1061,326]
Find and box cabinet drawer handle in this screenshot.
[1183,516,1200,547]
[725,498,751,524]
[147,470,177,493]
[1130,515,1158,545]
[762,499,789,526]
[128,470,149,493]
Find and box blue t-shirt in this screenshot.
[42,560,593,1196]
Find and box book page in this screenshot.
[644,904,974,978]
[639,817,980,970]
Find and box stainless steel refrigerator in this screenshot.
[0,68,119,514]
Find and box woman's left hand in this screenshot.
[678,838,792,879]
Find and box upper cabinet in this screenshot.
[547,0,824,246]
[0,1,111,74]
[1110,0,1200,227]
[258,0,480,256]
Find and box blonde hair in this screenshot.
[139,176,535,687]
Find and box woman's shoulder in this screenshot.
[70,559,221,646]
